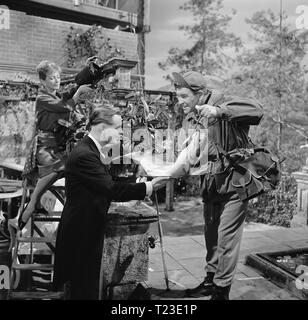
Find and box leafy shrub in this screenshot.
[174,176,201,198]
[65,25,125,68]
[246,174,297,227]
[151,176,201,204]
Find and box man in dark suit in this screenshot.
[53,104,168,300]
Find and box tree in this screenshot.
[159,0,242,75]
[225,9,308,172]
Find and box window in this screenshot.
[98,0,118,10]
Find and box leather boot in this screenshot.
[185,272,215,298]
[210,284,231,300]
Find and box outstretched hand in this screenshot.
[151,177,170,191]
[73,84,93,103]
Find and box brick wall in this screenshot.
[0,9,138,78]
[0,8,140,162]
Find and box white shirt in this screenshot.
[87,133,153,197]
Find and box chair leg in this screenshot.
[51,253,55,283]
[30,216,34,264]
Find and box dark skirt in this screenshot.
[22,131,66,180]
[36,131,66,177]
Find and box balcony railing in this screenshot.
[2,0,138,28]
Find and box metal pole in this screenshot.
[154,191,170,291]
[278,0,283,151]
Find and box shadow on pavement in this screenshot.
[148,287,211,300]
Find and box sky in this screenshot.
[145,0,308,89]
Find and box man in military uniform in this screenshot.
[168,71,264,300]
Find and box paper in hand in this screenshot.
[132,152,174,177]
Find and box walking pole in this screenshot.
[154,190,170,291]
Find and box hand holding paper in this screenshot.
[151,177,170,191]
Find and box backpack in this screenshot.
[213,118,283,201]
[226,147,283,201]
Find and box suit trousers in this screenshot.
[203,191,248,287]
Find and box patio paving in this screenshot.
[144,225,308,300]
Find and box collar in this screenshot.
[38,88,61,99]
[206,91,225,106]
[185,111,198,123]
[87,133,105,159]
[199,92,212,105]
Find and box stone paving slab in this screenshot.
[146,269,200,291]
[241,231,267,239]
[191,235,205,246]
[239,245,294,263]
[230,278,298,300]
[236,264,265,278]
[147,226,308,300]
[164,241,205,260]
[287,239,308,249]
[162,236,200,246]
[260,229,308,242]
[149,252,183,272]
[240,237,280,250]
[176,257,206,279]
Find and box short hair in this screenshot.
[88,103,120,128]
[36,60,61,80]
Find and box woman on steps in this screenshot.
[8,60,92,234]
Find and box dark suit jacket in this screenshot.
[53,135,146,299]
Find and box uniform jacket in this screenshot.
[170,92,264,199]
